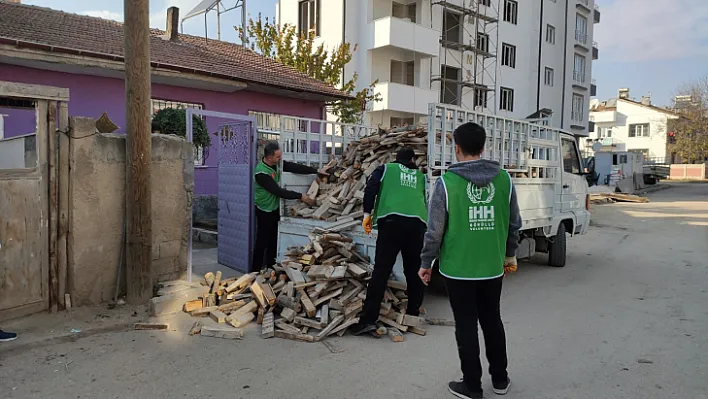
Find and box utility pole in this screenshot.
[124,0,152,304]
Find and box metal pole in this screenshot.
[217,2,221,41]
[242,0,248,45]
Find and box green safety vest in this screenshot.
[439,170,512,280]
[372,163,428,227]
[254,160,281,212]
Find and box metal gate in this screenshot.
[186,110,256,276]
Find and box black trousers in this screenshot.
[250,208,280,273]
[359,216,426,326]
[445,276,508,393]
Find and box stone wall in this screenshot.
[68,117,193,306]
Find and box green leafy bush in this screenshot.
[151,108,211,151]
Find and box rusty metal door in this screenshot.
[0,82,69,321]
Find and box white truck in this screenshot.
[276,103,590,279]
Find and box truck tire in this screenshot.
[548,223,567,267]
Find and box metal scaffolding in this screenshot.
[431,0,500,113]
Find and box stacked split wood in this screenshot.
[286,125,437,228]
[184,232,427,342]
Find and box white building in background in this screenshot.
[582,88,680,163]
[276,0,600,133]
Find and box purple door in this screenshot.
[217,120,257,272]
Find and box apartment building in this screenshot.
[276,0,599,133]
[582,88,680,163]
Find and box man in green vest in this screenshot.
[251,141,321,273]
[418,122,522,399]
[351,147,428,336]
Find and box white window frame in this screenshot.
[476,32,489,53]
[474,89,488,108]
[598,127,613,138]
[298,0,320,37]
[628,123,650,137]
[571,94,585,123]
[500,87,514,111]
[504,0,518,25]
[501,43,516,68]
[544,67,554,86]
[575,14,588,44]
[546,24,556,44]
[573,54,586,83]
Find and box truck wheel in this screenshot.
[548,223,567,267]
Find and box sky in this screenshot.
[20,0,708,107]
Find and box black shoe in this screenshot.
[492,378,511,395]
[0,330,17,342]
[350,322,377,336]
[448,381,483,399]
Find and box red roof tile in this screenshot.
[0,1,350,101]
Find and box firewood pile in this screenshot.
[184,232,428,342]
[286,125,440,228]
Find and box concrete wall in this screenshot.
[0,64,325,196]
[68,117,193,306]
[670,164,707,180]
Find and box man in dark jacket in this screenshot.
[418,122,522,399]
[351,147,428,336]
[251,141,322,273]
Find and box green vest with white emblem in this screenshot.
[254,161,281,212]
[372,163,427,227]
[439,170,512,279]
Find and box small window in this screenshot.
[573,54,586,83]
[571,94,585,122]
[298,0,320,37]
[598,127,612,138]
[500,87,514,111]
[477,33,489,53]
[392,2,416,23]
[390,117,415,127]
[504,0,518,25]
[628,123,650,137]
[562,138,582,174]
[479,0,491,6]
[441,66,461,106]
[501,43,516,68]
[474,89,488,108]
[546,24,556,44]
[443,11,462,45]
[544,67,554,86]
[390,60,415,86]
[151,99,205,165]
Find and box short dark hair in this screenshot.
[263,141,280,157]
[396,147,415,162]
[453,122,486,156]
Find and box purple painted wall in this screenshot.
[0,64,325,195]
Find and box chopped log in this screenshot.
[188,321,202,336]
[262,312,275,339]
[218,300,247,313]
[387,279,407,291]
[388,327,404,342]
[134,323,169,331]
[316,315,345,340]
[401,314,426,328]
[190,306,218,317]
[225,273,256,293]
[280,307,297,322]
[226,312,255,328]
[200,326,243,340]
[183,299,203,313]
[204,272,215,288]
[299,289,317,318]
[408,326,427,336]
[378,316,408,332]
[211,271,222,293]
[306,180,319,199]
[274,330,315,342]
[210,310,227,324]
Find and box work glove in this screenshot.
[503,256,518,276]
[362,213,373,234]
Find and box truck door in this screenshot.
[560,135,584,213]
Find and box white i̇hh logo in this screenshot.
[467,182,496,231]
[399,165,418,188]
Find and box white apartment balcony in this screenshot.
[575,30,589,49]
[368,16,439,58]
[590,110,617,123]
[371,82,438,116]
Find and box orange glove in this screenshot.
[362,214,373,234]
[503,256,518,276]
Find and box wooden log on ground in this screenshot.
[200,326,244,340]
[134,323,169,331]
[262,312,275,339]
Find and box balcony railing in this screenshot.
[593,4,601,23]
[592,41,599,59]
[575,30,588,46]
[573,70,586,84]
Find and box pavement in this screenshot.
[1,182,707,399]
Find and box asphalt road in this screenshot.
[1,183,706,399]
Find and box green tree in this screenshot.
[667,77,708,163]
[152,108,211,160]
[238,15,381,124]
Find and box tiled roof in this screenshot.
[0,1,350,101]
